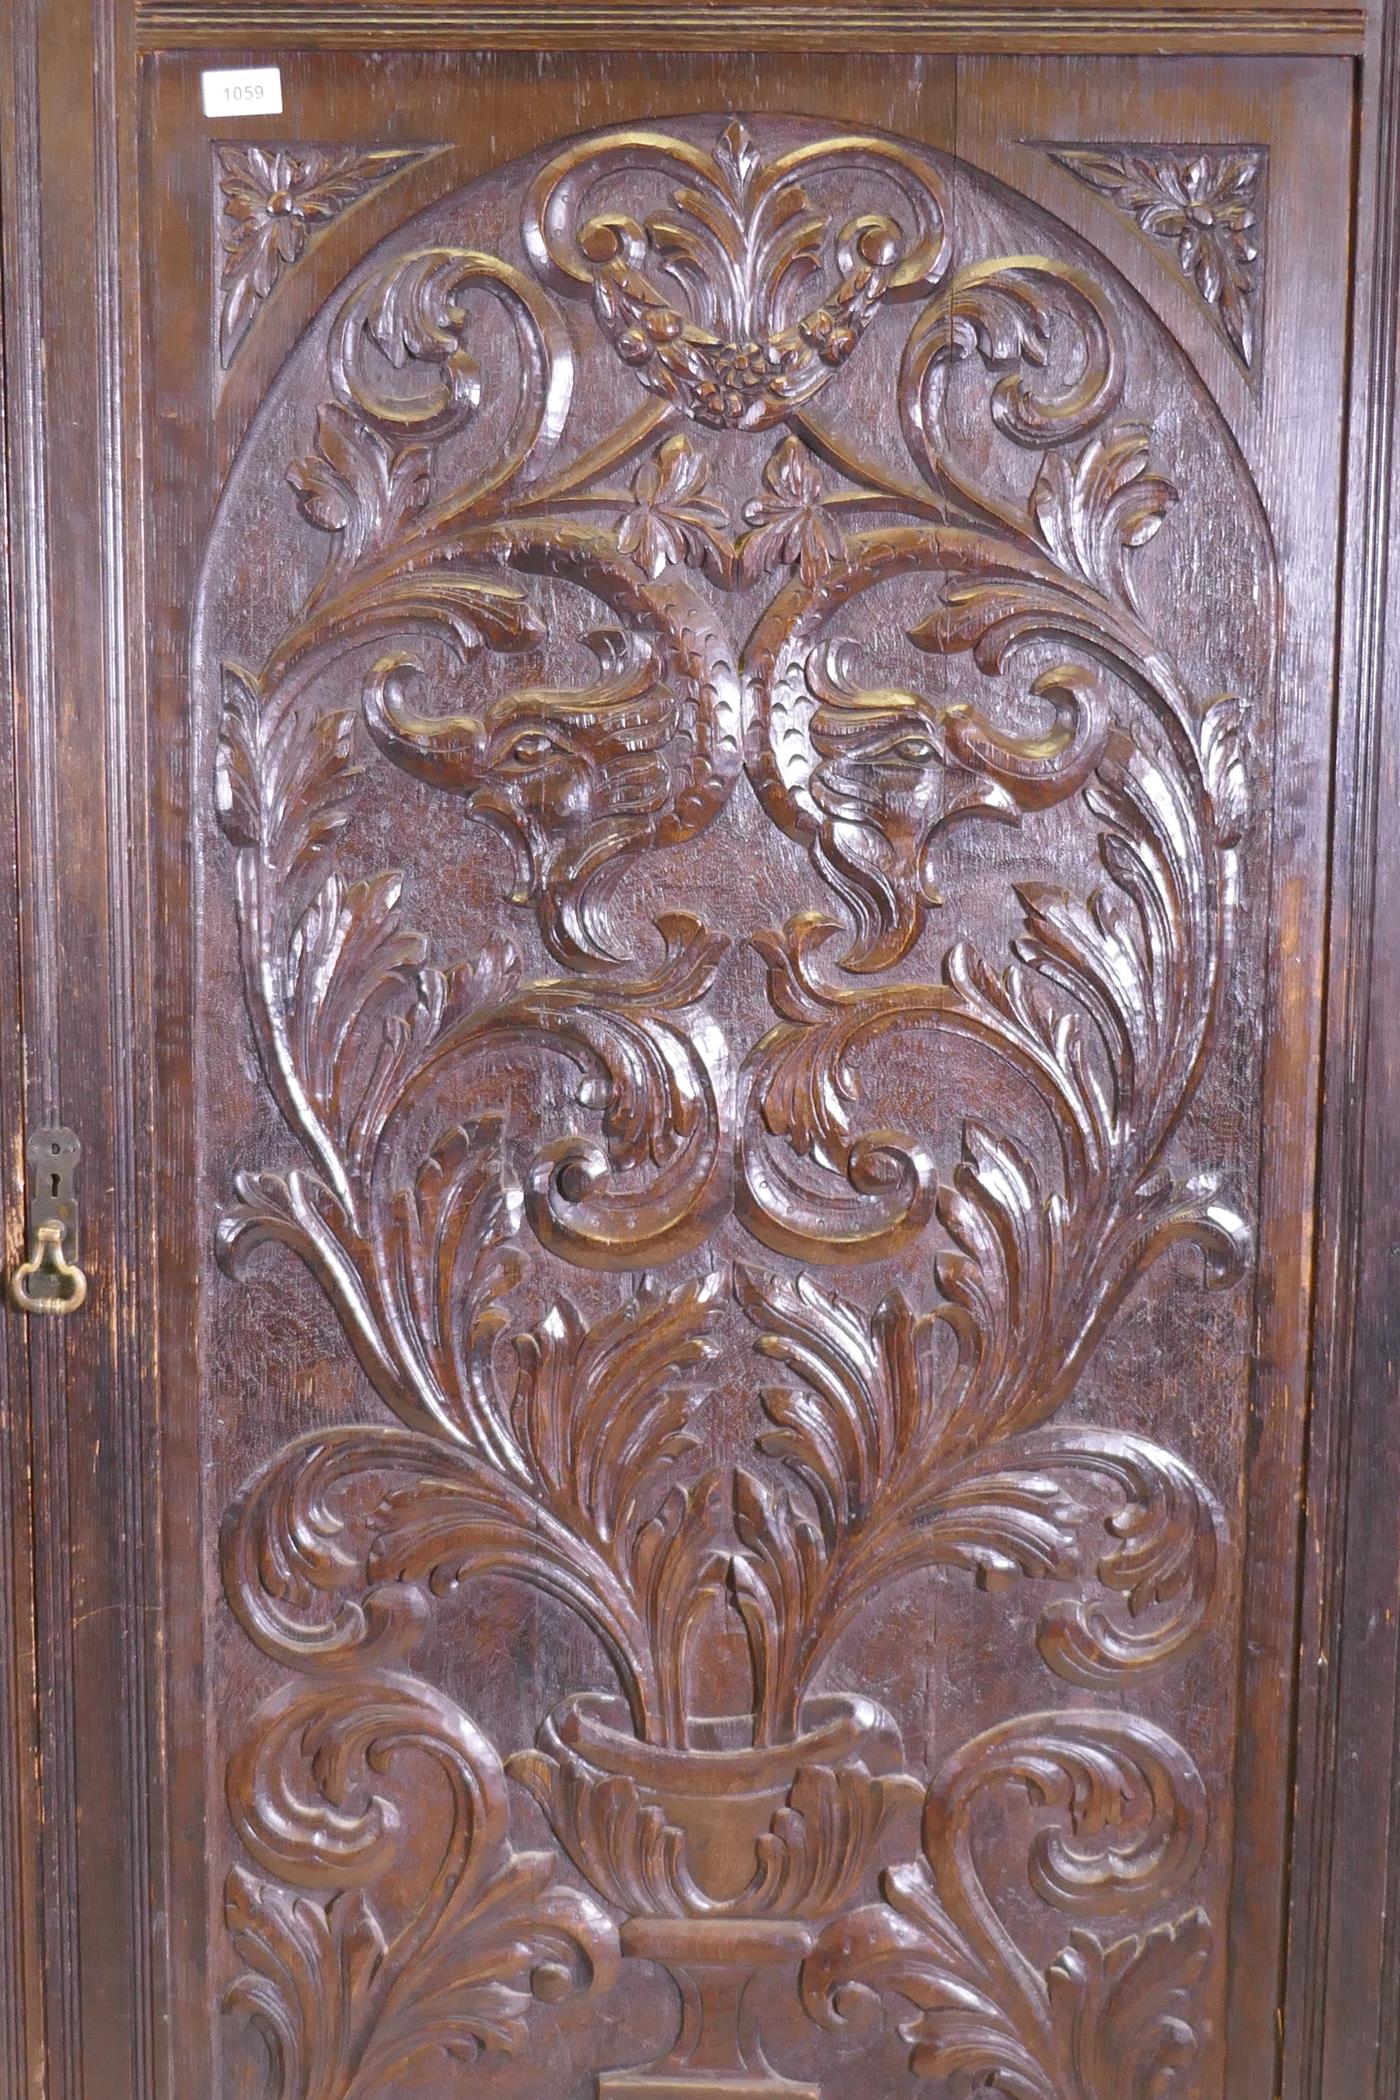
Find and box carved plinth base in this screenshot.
[599,1918,819,2100]
[600,2081,819,2100]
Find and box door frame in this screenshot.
[0,4,1396,2098]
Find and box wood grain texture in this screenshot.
[1283,6,1400,2100]
[1,17,1396,2100]
[133,4,1369,54]
[214,142,443,368]
[131,50,1340,2099]
[0,2,162,2098]
[0,26,46,2100]
[1045,145,1265,372]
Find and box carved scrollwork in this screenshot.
[216,653,731,1275]
[263,244,743,973]
[731,1266,1225,1742]
[738,709,1249,1276]
[206,112,1267,2100]
[325,243,575,453]
[523,119,950,429]
[802,1710,1210,2098]
[900,254,1124,464]
[224,1672,619,2099]
[743,420,1178,982]
[221,1270,731,1742]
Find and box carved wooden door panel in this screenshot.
[139,48,1349,2100]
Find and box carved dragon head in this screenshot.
[363,630,722,968]
[768,641,1110,974]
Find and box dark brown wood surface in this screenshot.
[151,46,1343,2100]
[1,11,1399,2100]
[129,8,1371,54]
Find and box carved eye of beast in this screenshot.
[493,728,569,773]
[362,630,702,967]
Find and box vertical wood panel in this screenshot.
[954,55,1353,2100]
[0,12,1395,2100]
[0,23,47,2094]
[1286,8,1400,2100]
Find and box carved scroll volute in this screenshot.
[523,120,952,430]
[225,1673,620,2097]
[801,1712,1212,2098]
[742,252,1129,982]
[201,111,1268,2100]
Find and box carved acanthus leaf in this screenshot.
[899,255,1123,479]
[802,1711,1210,2098]
[524,120,951,429]
[222,1273,728,1745]
[208,115,1263,2100]
[1028,427,1177,607]
[224,1673,619,2100]
[734,1267,1225,1730]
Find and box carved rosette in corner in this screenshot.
[215,143,440,368]
[1047,144,1265,374]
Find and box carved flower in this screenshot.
[221,145,321,256]
[725,341,783,388]
[741,436,844,587]
[617,435,732,578]
[1054,147,1262,367]
[1137,155,1257,281]
[687,341,787,428]
[217,144,416,365]
[693,377,748,427]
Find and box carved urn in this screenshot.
[509,1691,922,2097]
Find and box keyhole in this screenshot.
[49,1172,61,1199]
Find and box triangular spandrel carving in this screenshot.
[1047,143,1265,374]
[214,142,441,367]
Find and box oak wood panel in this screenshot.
[0,50,47,2100]
[957,55,1353,2100]
[128,43,1355,2100]
[1,12,1396,2100]
[1285,5,1400,2099]
[0,2,159,2099]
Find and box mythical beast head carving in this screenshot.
[363,605,741,969]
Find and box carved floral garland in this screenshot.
[211,119,1254,2099]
